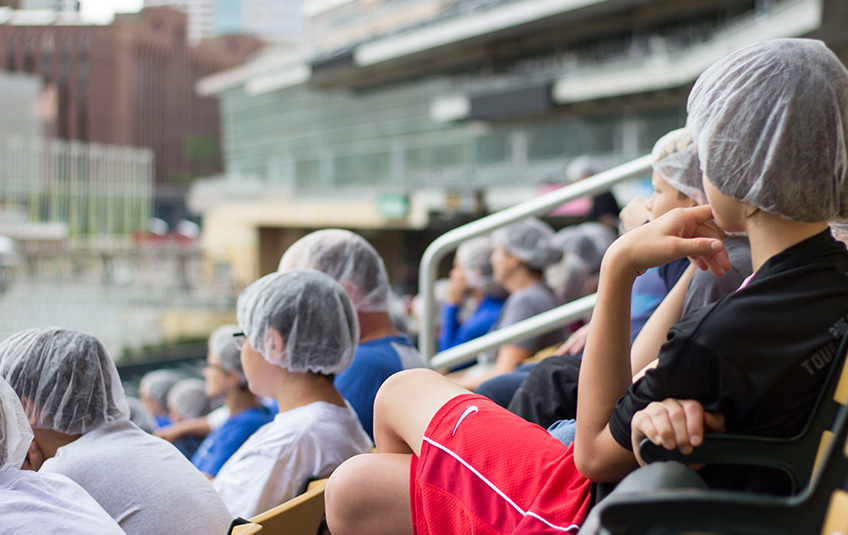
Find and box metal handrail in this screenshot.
[418,154,652,365]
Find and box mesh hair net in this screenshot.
[455,236,496,290]
[0,375,32,475]
[208,324,245,385]
[277,229,391,313]
[139,369,182,410]
[651,127,706,205]
[830,220,848,241]
[545,252,591,305]
[125,396,156,434]
[492,218,562,270]
[0,328,129,435]
[167,378,213,420]
[688,38,848,222]
[553,222,617,274]
[237,269,359,374]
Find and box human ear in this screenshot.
[264,327,287,363]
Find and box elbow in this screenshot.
[574,443,626,483]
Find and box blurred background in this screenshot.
[0,0,845,367]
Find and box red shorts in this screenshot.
[410,394,591,535]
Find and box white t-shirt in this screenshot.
[0,468,125,535]
[40,419,233,535]
[214,400,372,518]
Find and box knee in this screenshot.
[374,368,441,420]
[326,455,370,535]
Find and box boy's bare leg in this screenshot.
[374,368,471,456]
[326,453,414,535]
[326,369,470,535]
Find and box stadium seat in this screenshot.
[230,522,263,534]
[596,397,848,534]
[247,478,328,535]
[638,330,848,494]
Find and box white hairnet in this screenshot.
[652,127,705,205]
[545,252,591,305]
[139,369,182,411]
[278,229,391,313]
[0,375,32,475]
[553,222,616,274]
[125,396,156,434]
[455,236,496,290]
[492,218,562,270]
[237,269,359,375]
[830,220,848,241]
[0,328,129,435]
[208,324,245,385]
[688,38,848,222]
[168,378,213,420]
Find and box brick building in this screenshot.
[0,7,263,224]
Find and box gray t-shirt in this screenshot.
[40,419,233,535]
[492,281,563,354]
[682,236,753,318]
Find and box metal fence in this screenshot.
[0,136,154,238]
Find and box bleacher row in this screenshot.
[4,37,848,535]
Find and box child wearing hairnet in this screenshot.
[0,375,126,534]
[438,236,506,352]
[508,127,754,430]
[278,229,427,439]
[138,368,182,428]
[167,377,216,459]
[325,38,848,534]
[0,327,232,535]
[447,217,565,391]
[213,269,372,518]
[191,324,273,478]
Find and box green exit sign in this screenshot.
[377,195,409,219]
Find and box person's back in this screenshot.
[336,333,423,437]
[213,269,372,517]
[0,375,125,535]
[42,418,234,531]
[0,468,127,535]
[0,328,232,535]
[215,398,371,516]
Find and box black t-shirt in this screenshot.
[609,230,848,491]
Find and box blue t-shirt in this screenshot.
[191,405,274,477]
[336,335,425,439]
[154,414,172,429]
[629,257,688,342]
[438,295,506,352]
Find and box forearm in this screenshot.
[575,243,639,479]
